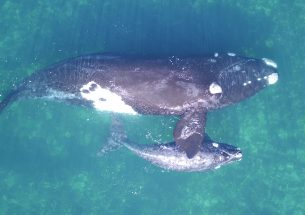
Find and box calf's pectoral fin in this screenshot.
[174,110,207,158]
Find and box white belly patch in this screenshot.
[80,81,138,115]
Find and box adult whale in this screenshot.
[0,53,278,158]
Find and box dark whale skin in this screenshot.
[0,53,278,158]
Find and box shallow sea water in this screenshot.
[0,1,304,214]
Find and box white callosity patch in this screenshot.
[235,152,243,159]
[214,52,219,57]
[209,82,222,94]
[267,73,278,85]
[262,58,278,68]
[227,52,236,57]
[212,143,219,148]
[80,81,137,115]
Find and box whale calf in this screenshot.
[102,119,242,172]
[123,138,242,172]
[0,53,278,158]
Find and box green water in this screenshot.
[0,0,304,214]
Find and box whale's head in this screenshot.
[208,54,278,106]
[203,141,243,169]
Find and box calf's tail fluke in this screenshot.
[97,116,127,156]
[0,89,20,113]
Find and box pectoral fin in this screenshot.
[174,110,207,158]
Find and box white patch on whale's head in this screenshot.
[80,81,137,115]
[209,82,222,94]
[212,143,219,148]
[266,72,278,85]
[262,58,277,69]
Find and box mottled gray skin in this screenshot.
[0,53,278,158]
[124,140,242,172]
[106,128,242,172]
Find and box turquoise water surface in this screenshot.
[0,1,304,214]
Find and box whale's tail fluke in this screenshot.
[0,88,21,113]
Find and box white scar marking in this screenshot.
[209,82,222,94]
[80,81,137,115]
[267,73,278,85]
[262,58,277,68]
[212,143,219,148]
[227,52,236,56]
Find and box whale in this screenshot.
[0,53,278,158]
[120,137,242,172]
[101,119,242,172]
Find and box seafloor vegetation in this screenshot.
[0,0,304,214]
